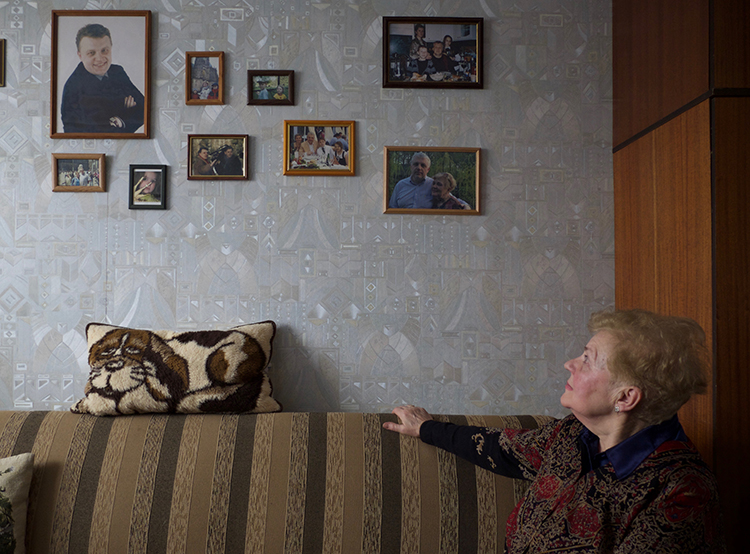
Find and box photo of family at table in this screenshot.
[288,125,350,170]
[386,20,479,83]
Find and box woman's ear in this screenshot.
[615,386,642,413]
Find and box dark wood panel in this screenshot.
[713,97,750,554]
[613,0,710,146]
[613,137,658,310]
[714,0,750,87]
[651,102,713,464]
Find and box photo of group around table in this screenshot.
[284,121,355,176]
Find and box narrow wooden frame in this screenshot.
[129,164,168,209]
[50,10,151,138]
[186,51,224,105]
[383,146,480,214]
[52,153,106,192]
[382,16,483,89]
[283,120,355,176]
[0,39,6,87]
[247,70,294,106]
[187,134,249,180]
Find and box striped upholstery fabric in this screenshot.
[0,411,552,554]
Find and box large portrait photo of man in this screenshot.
[51,11,151,139]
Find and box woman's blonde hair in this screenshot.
[589,309,708,425]
[432,172,456,192]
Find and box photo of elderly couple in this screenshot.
[385,148,479,214]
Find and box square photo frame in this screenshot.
[283,120,355,176]
[384,146,480,214]
[382,17,483,89]
[52,153,106,192]
[129,165,167,209]
[187,134,249,180]
[247,70,294,106]
[186,51,224,105]
[50,10,151,138]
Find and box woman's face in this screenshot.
[333,142,343,154]
[560,331,621,421]
[444,36,452,47]
[416,27,424,38]
[431,178,451,200]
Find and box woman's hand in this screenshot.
[383,405,432,437]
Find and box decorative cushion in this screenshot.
[72,321,281,415]
[0,452,34,554]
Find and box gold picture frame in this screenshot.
[283,120,355,176]
[52,153,106,192]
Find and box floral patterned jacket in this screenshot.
[420,415,725,553]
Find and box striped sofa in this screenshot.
[0,410,552,554]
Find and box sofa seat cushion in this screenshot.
[72,321,281,415]
[0,411,552,554]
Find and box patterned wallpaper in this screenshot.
[0,0,613,415]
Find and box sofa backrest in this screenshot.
[0,411,553,554]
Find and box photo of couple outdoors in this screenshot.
[387,150,477,212]
[252,76,289,100]
[387,21,479,83]
[289,126,350,169]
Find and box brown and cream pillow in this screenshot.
[72,321,281,416]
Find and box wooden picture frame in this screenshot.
[283,120,355,176]
[50,10,151,138]
[0,39,5,87]
[129,164,167,209]
[186,51,224,105]
[247,70,294,106]
[383,146,480,214]
[187,134,249,180]
[382,17,483,89]
[52,153,106,192]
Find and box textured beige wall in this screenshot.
[0,0,613,414]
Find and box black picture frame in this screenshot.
[50,10,151,138]
[382,16,483,89]
[129,164,167,210]
[0,39,5,87]
[247,70,294,106]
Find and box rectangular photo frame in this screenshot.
[382,17,483,89]
[247,70,294,106]
[52,153,106,192]
[187,135,249,180]
[384,146,480,214]
[50,10,151,138]
[283,120,355,176]
[186,51,224,105]
[0,39,5,87]
[129,165,167,209]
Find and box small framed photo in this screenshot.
[186,51,224,105]
[129,165,167,209]
[187,134,249,180]
[382,17,483,89]
[283,120,355,176]
[52,153,106,192]
[0,39,6,87]
[247,70,294,105]
[50,10,151,138]
[384,146,480,214]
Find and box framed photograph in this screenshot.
[52,153,106,192]
[129,165,167,209]
[187,135,249,180]
[0,39,5,87]
[247,70,294,106]
[382,17,483,89]
[50,10,151,138]
[383,146,480,214]
[283,120,355,176]
[186,51,224,105]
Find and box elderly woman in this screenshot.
[431,172,470,209]
[384,309,725,552]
